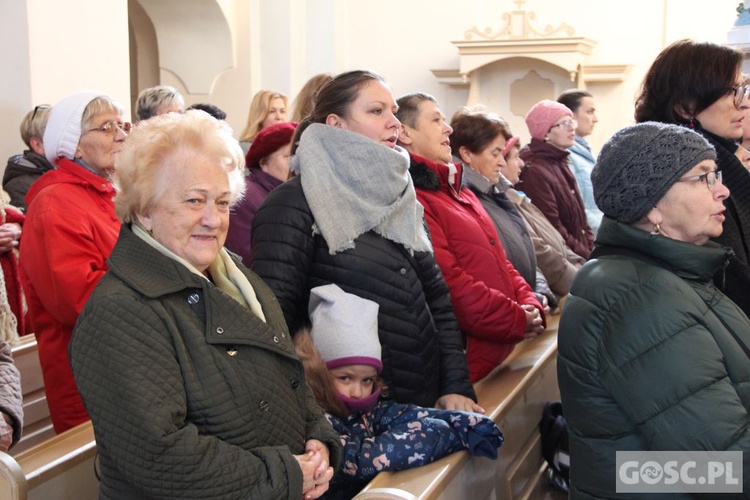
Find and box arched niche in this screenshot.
[131,0,233,94]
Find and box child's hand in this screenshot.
[435,393,485,414]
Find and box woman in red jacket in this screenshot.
[20,90,125,433]
[396,93,546,382]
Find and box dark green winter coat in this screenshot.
[70,225,341,499]
[558,216,750,499]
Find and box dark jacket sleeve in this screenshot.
[71,294,304,500]
[0,340,22,446]
[412,248,476,402]
[250,180,315,333]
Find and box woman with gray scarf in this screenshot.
[251,70,479,413]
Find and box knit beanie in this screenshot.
[525,100,573,141]
[308,284,382,372]
[43,90,104,164]
[246,121,298,170]
[592,122,716,224]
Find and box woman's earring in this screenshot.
[651,223,661,235]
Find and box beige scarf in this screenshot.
[132,223,266,322]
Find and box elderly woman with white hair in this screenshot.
[19,90,126,433]
[70,110,340,500]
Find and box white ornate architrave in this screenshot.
[432,0,631,100]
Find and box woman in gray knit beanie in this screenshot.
[557,121,750,498]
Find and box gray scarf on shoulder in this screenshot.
[291,123,432,255]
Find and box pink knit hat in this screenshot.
[525,100,573,141]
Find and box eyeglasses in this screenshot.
[550,119,578,131]
[86,121,132,136]
[31,104,51,121]
[726,85,750,109]
[678,169,723,190]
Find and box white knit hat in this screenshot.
[43,90,104,164]
[308,284,382,372]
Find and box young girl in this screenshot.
[296,284,503,499]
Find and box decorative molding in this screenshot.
[430,69,470,86]
[464,0,575,41]
[433,0,631,92]
[579,64,633,83]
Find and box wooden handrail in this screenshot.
[0,421,97,500]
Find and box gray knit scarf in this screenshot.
[292,123,432,255]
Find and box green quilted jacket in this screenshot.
[558,216,750,499]
[71,225,341,499]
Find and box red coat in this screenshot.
[1,206,25,337]
[20,158,120,433]
[409,154,545,382]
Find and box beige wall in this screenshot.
[0,0,131,167]
[0,0,742,172]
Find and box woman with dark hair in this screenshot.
[557,89,603,234]
[635,39,750,316]
[251,70,479,412]
[450,109,557,311]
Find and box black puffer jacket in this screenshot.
[3,150,54,211]
[251,176,476,408]
[698,128,750,318]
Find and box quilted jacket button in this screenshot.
[489,238,496,245]
[259,399,270,412]
[291,379,301,389]
[226,347,238,357]
[272,335,279,343]
[187,293,200,305]
[399,268,407,275]
[216,327,224,335]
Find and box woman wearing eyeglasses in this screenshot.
[635,39,750,317]
[19,91,127,433]
[558,122,750,498]
[519,100,594,258]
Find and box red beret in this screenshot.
[246,121,298,169]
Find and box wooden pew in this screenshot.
[0,421,97,500]
[0,336,98,499]
[354,309,561,500]
[10,335,55,455]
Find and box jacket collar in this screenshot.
[106,224,296,356]
[408,153,463,198]
[519,138,570,163]
[595,216,732,282]
[25,157,113,206]
[249,168,284,192]
[570,136,596,162]
[462,164,495,195]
